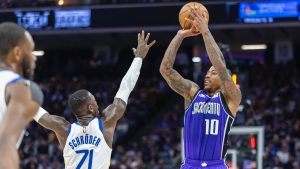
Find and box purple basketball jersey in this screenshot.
[184,90,234,160]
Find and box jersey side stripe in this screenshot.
[220,116,229,159]
[221,117,234,159]
[67,124,72,137]
[98,117,103,132]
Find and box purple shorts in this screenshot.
[180,159,228,169]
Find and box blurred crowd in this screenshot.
[19,49,300,169]
[1,0,186,9]
[235,62,300,169]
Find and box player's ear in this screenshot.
[88,104,93,112]
[6,46,22,64]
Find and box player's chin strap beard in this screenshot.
[21,59,33,80]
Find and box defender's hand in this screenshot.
[132,30,156,59]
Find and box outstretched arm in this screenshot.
[33,107,70,147]
[188,8,241,115]
[102,30,155,147]
[159,30,200,105]
[101,98,126,148]
[0,83,39,169]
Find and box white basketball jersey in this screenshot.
[63,118,112,169]
[0,70,25,148]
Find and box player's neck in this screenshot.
[76,114,95,126]
[0,62,23,76]
[205,89,220,97]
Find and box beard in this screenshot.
[21,57,34,80]
[203,87,211,93]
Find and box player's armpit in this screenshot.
[218,69,242,116]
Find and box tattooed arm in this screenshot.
[160,30,200,107]
[202,31,241,113]
[102,98,126,148]
[34,107,70,148]
[187,7,241,116]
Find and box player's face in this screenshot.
[18,31,36,80]
[204,66,222,92]
[88,94,100,117]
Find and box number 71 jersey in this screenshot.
[63,118,112,169]
[183,90,235,161]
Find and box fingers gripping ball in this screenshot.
[179,2,209,32]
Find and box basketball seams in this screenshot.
[180,4,193,29]
[179,2,209,30]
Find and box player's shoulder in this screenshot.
[0,69,25,86]
[0,69,20,77]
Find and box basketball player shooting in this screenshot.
[32,31,155,169]
[0,22,43,169]
[160,7,241,169]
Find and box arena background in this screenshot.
[0,0,300,168]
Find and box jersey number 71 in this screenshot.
[75,149,94,169]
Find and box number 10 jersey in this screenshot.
[183,90,235,161]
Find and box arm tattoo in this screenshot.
[39,114,69,133]
[103,98,126,126]
[112,98,126,121]
[160,34,199,99]
[184,99,191,110]
[162,34,184,68]
[218,69,232,82]
[219,50,226,65]
[38,114,70,147]
[202,31,226,71]
[202,31,241,105]
[102,98,126,148]
[219,69,241,98]
[167,70,191,95]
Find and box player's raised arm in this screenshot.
[187,7,241,116]
[33,107,70,147]
[159,29,200,106]
[0,82,40,169]
[101,30,155,147]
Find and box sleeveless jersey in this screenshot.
[0,69,26,148]
[63,118,112,169]
[184,90,234,160]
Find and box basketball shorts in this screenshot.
[180,158,228,169]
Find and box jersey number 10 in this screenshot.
[205,119,219,135]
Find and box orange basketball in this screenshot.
[179,2,209,32]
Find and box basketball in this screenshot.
[178,2,209,32]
